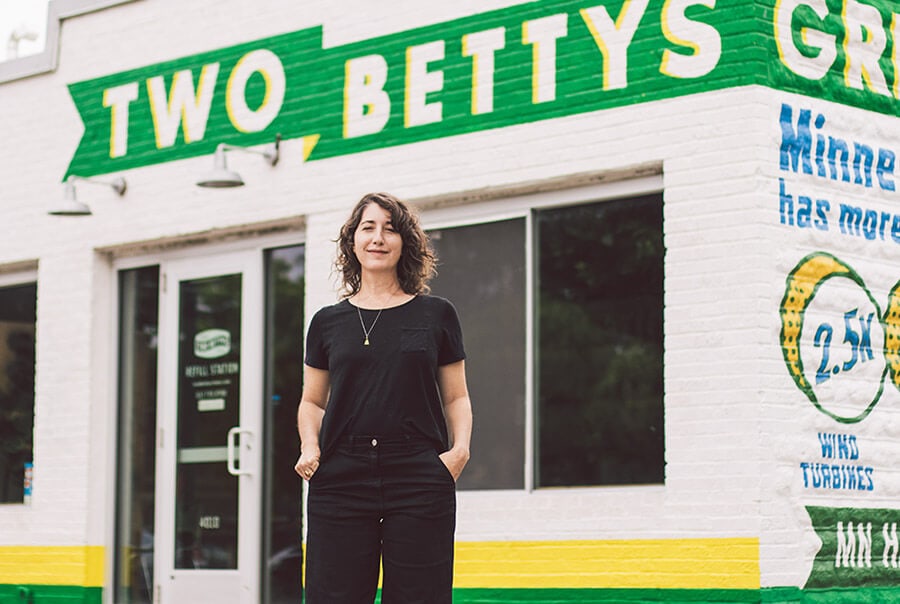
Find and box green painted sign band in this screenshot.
[805,506,900,589]
[65,0,900,179]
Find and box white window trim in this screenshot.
[0,269,38,288]
[421,174,663,230]
[420,174,664,493]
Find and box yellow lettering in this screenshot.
[343,54,390,138]
[462,28,506,115]
[147,63,220,149]
[404,41,445,127]
[893,14,899,98]
[580,0,650,91]
[225,49,286,133]
[102,82,138,158]
[660,0,722,79]
[774,0,837,80]
[522,14,568,104]
[842,0,890,96]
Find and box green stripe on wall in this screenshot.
[448,589,760,602]
[3,585,900,603]
[392,588,900,603]
[762,586,900,604]
[0,585,101,604]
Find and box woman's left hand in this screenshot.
[438,447,470,482]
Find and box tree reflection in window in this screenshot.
[536,195,664,487]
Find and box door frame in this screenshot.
[106,231,305,604]
[154,249,264,603]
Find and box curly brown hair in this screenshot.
[335,192,437,297]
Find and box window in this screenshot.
[114,266,159,603]
[263,244,305,603]
[536,195,664,487]
[0,279,36,504]
[427,190,664,489]
[430,219,526,490]
[0,2,49,61]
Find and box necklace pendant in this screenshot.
[364,337,370,346]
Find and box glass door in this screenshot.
[155,252,263,603]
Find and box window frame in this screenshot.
[420,175,664,492]
[0,270,38,289]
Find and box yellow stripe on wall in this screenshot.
[0,539,757,590]
[0,546,104,587]
[454,538,760,589]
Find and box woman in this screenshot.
[295,192,472,603]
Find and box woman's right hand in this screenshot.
[295,447,321,481]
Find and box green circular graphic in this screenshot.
[780,252,887,423]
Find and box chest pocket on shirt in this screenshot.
[401,327,429,353]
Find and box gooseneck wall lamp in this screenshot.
[196,135,281,188]
[48,175,127,216]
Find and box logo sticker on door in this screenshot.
[194,329,232,359]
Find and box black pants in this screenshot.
[305,436,456,603]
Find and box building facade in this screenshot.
[0,0,899,602]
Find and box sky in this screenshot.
[1,0,49,61]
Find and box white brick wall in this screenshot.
[2,0,897,594]
[0,0,770,547]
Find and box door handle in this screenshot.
[226,426,253,476]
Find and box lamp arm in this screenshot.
[66,175,127,196]
[219,134,280,166]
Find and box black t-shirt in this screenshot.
[305,295,466,458]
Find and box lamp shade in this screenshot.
[48,181,92,216]
[196,146,245,187]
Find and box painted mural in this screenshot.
[778,98,900,594]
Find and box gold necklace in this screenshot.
[356,305,383,346]
[355,289,398,345]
